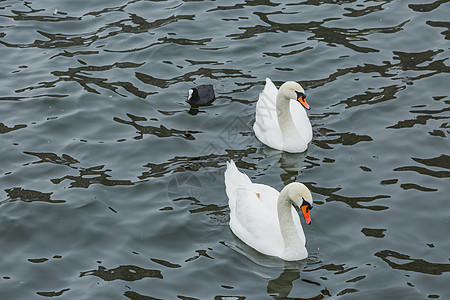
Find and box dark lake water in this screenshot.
[1,0,449,299]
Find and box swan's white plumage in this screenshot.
[254,78,312,153]
[225,160,308,261]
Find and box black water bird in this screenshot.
[186,84,215,106]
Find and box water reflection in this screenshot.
[227,236,334,299]
[309,48,447,94]
[426,21,450,40]
[36,288,70,297]
[305,262,356,275]
[226,238,324,299]
[400,183,437,192]
[16,62,150,98]
[361,228,386,238]
[335,84,406,109]
[0,122,27,133]
[171,195,228,216]
[185,249,214,263]
[0,0,448,298]
[135,67,254,89]
[388,113,449,131]
[51,165,133,188]
[343,3,384,17]
[376,250,450,275]
[123,290,163,300]
[313,130,372,149]
[310,184,389,211]
[267,268,300,299]
[408,1,448,12]
[139,149,257,180]
[114,113,200,140]
[394,165,449,179]
[413,155,450,170]
[417,96,450,135]
[24,151,79,168]
[2,187,65,204]
[226,8,408,53]
[0,6,78,23]
[150,258,181,269]
[261,151,309,185]
[80,265,163,281]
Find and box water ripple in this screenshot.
[113,113,200,140]
[16,62,148,98]
[376,250,450,275]
[80,265,163,281]
[50,165,134,188]
[2,187,65,205]
[409,0,448,13]
[0,122,27,133]
[0,0,449,298]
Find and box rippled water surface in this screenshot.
[1,0,449,299]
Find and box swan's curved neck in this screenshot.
[277,187,304,258]
[276,93,297,140]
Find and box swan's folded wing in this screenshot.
[225,160,253,211]
[262,78,278,100]
[230,187,283,257]
[255,78,278,125]
[254,78,283,149]
[252,183,279,211]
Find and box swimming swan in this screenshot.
[225,160,313,261]
[253,78,312,153]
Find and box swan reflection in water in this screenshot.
[258,145,308,186]
[225,238,323,299]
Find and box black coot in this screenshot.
[187,84,215,106]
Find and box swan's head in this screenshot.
[279,81,310,110]
[287,182,313,225]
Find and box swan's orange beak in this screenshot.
[297,94,310,110]
[301,205,311,225]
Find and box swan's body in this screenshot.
[253,78,312,153]
[225,160,313,261]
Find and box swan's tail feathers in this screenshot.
[225,160,252,187]
[254,78,278,144]
[261,78,278,99]
[224,160,253,207]
[256,78,278,115]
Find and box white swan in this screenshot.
[253,78,312,153]
[225,160,313,261]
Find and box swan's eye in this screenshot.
[296,91,306,101]
[301,199,312,211]
[296,92,310,110]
